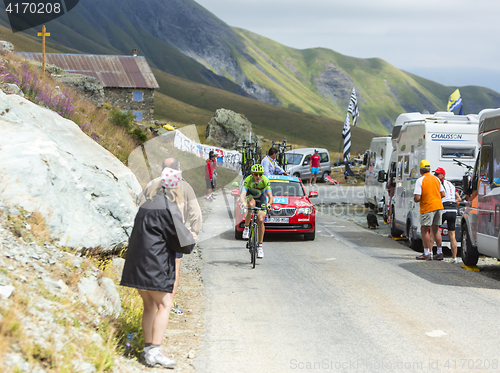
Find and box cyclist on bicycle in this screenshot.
[240,164,273,259]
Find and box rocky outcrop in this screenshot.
[0,90,142,251]
[314,62,356,106]
[205,109,252,149]
[56,73,105,107]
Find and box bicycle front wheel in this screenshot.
[251,224,258,268]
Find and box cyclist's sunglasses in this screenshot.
[252,172,263,176]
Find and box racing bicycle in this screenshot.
[244,206,268,269]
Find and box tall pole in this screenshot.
[37,25,50,75]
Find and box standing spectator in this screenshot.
[414,160,445,260]
[262,147,288,176]
[432,167,461,262]
[120,167,194,368]
[211,151,218,200]
[141,158,202,314]
[205,151,215,201]
[309,149,321,186]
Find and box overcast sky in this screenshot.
[195,0,500,93]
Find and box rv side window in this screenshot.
[491,131,500,186]
[404,155,410,175]
[479,145,492,184]
[380,149,384,160]
[441,146,475,159]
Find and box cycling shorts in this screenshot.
[442,210,457,231]
[246,193,267,212]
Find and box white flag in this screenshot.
[348,87,359,126]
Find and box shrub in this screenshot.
[130,128,147,144]
[110,110,135,130]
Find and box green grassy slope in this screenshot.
[230,29,500,133]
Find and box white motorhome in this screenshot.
[390,112,479,249]
[364,136,392,211]
[461,108,500,266]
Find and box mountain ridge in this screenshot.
[1,0,499,136]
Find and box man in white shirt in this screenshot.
[261,147,288,176]
[432,167,461,263]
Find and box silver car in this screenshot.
[285,148,331,182]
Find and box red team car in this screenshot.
[233,175,318,240]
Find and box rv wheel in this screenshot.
[407,220,423,251]
[461,224,478,266]
[390,211,402,238]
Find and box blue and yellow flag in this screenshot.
[447,89,463,112]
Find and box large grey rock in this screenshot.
[0,90,141,250]
[205,108,252,149]
[1,83,24,97]
[56,73,105,107]
[0,41,14,55]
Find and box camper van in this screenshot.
[461,108,500,266]
[390,112,479,249]
[364,136,392,211]
[285,148,331,182]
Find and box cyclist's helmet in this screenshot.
[251,164,264,174]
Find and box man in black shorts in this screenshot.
[433,167,461,262]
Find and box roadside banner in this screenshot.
[173,130,241,172]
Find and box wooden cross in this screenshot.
[37,25,50,74]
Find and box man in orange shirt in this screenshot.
[413,160,445,260]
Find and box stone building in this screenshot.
[17,51,159,122]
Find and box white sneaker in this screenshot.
[144,347,177,368]
[211,193,216,199]
[242,227,250,239]
[257,244,264,259]
[313,183,317,186]
[451,258,457,263]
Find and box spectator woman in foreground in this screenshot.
[120,167,195,369]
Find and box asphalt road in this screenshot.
[194,187,500,373]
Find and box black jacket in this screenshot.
[120,191,194,292]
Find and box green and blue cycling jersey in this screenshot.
[243,174,271,199]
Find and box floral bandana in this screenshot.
[161,167,182,189]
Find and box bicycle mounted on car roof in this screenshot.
[270,139,292,173]
[237,138,262,177]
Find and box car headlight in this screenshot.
[297,206,313,215]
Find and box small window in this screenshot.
[397,156,403,180]
[133,91,143,101]
[441,146,475,159]
[479,145,492,184]
[133,111,143,121]
[380,149,384,160]
[319,152,329,163]
[404,155,410,174]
